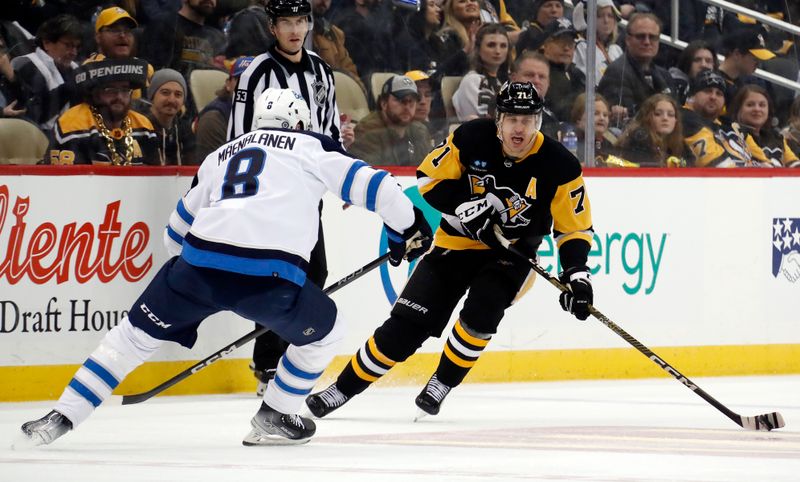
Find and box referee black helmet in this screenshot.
[266,0,312,20]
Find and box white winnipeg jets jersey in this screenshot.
[164,128,414,286]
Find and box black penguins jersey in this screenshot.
[417,118,594,271]
[681,106,763,167]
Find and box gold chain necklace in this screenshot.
[91,106,134,165]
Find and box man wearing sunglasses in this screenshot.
[597,12,675,129]
[45,58,157,165]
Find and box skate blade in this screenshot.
[241,428,310,446]
[413,409,429,422]
[10,431,44,450]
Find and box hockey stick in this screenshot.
[494,228,785,431]
[121,252,391,405]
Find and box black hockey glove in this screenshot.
[558,266,593,321]
[386,206,433,267]
[455,195,502,249]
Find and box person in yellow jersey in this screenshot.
[306,81,595,418]
[45,58,157,165]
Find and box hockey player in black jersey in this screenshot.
[306,81,595,419]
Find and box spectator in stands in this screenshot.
[782,96,800,168]
[391,0,443,73]
[11,14,82,131]
[597,13,675,130]
[139,0,183,24]
[730,84,797,168]
[509,51,559,139]
[427,0,483,77]
[311,0,365,93]
[452,23,510,122]
[569,92,614,165]
[45,58,157,165]
[680,69,750,167]
[139,68,197,165]
[718,28,775,106]
[571,0,622,86]
[668,40,717,106]
[86,7,155,100]
[405,69,447,142]
[1,47,25,118]
[614,93,686,167]
[479,0,520,45]
[140,0,226,115]
[515,0,564,55]
[349,74,433,165]
[224,0,272,58]
[332,0,395,88]
[539,18,584,123]
[194,56,251,161]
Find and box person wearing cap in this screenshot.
[572,0,622,86]
[597,12,675,129]
[195,56,252,161]
[451,23,511,122]
[681,69,752,167]
[349,74,433,166]
[85,7,155,101]
[45,58,157,165]
[10,14,83,131]
[538,17,585,123]
[405,69,448,141]
[515,0,565,55]
[718,28,775,107]
[137,68,196,165]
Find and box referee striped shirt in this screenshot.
[228,44,341,142]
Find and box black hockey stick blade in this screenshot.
[493,227,785,431]
[121,252,391,405]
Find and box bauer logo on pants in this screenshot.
[772,218,800,283]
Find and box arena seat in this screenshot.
[333,71,370,122]
[189,69,228,112]
[369,72,396,104]
[440,75,463,122]
[0,118,49,165]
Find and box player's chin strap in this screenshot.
[492,226,785,432]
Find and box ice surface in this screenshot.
[2,376,799,481]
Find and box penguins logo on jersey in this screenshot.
[312,79,326,105]
[469,174,531,226]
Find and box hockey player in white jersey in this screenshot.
[16,88,432,447]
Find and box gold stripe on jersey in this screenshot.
[551,176,593,248]
[444,342,476,368]
[418,135,465,196]
[56,103,155,137]
[782,138,799,167]
[350,354,379,382]
[367,336,396,368]
[350,336,396,383]
[454,320,489,348]
[684,126,727,167]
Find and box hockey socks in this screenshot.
[436,319,491,387]
[337,336,398,396]
[54,317,163,427]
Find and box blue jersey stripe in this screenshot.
[341,160,368,204]
[68,379,102,408]
[281,357,323,381]
[166,225,184,245]
[84,358,119,389]
[181,244,307,285]
[272,375,313,396]
[365,171,389,211]
[175,199,195,226]
[386,229,403,242]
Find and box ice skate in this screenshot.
[414,375,451,421]
[242,402,316,446]
[305,383,350,418]
[249,362,276,397]
[13,410,73,448]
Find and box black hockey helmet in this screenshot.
[496,81,544,116]
[266,0,312,19]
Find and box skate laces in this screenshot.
[424,375,451,403]
[318,384,349,408]
[284,413,305,429]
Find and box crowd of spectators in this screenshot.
[1,0,800,167]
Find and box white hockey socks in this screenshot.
[263,313,345,414]
[54,317,164,427]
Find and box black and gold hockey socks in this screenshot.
[436,319,491,387]
[336,336,397,396]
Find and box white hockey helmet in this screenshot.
[251,88,311,131]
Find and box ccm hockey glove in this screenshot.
[455,194,502,249]
[386,207,433,267]
[558,266,593,321]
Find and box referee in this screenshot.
[228,0,347,396]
